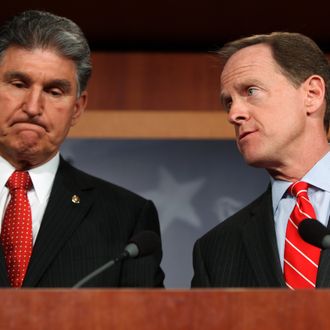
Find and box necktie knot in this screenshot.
[6,171,32,192]
[289,181,309,198]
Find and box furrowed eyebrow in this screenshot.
[4,71,73,94]
[219,78,263,103]
[4,71,32,84]
[44,79,72,93]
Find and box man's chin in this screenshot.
[7,141,44,163]
[242,153,267,168]
[0,136,54,168]
[18,129,45,140]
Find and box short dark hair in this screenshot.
[0,10,92,96]
[218,32,330,132]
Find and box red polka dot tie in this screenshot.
[0,171,33,287]
[284,181,321,289]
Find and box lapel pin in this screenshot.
[72,195,80,204]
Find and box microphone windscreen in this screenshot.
[128,230,161,257]
[298,218,329,249]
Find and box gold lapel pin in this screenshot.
[72,195,80,204]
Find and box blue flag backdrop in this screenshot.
[61,139,269,288]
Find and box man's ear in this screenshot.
[304,75,326,114]
[71,91,88,127]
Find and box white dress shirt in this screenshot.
[0,153,59,243]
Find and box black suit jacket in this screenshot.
[191,186,330,288]
[0,157,164,287]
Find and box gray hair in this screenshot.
[0,10,92,96]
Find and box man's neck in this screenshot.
[268,145,330,181]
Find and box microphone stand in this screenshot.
[72,250,129,288]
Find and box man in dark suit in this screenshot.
[192,32,330,288]
[0,10,164,287]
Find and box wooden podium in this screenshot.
[0,289,329,329]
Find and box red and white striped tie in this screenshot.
[284,181,320,289]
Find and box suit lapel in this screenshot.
[241,187,286,287]
[23,158,94,286]
[0,248,10,286]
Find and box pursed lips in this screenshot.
[238,130,257,141]
[10,120,48,132]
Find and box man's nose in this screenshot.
[22,88,43,116]
[227,100,250,125]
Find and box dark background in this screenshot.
[1,0,330,51]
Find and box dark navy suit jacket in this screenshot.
[192,186,330,287]
[0,157,164,287]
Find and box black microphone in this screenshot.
[298,218,330,249]
[72,230,161,288]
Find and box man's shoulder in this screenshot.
[58,157,149,204]
[197,189,271,243]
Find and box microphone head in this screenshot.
[124,230,161,258]
[298,218,329,249]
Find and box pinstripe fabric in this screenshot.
[284,182,320,289]
[191,184,330,288]
[192,187,286,287]
[0,157,164,288]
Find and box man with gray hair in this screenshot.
[0,10,164,287]
[192,32,330,288]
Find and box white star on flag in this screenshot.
[143,167,205,232]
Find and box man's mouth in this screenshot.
[11,121,47,131]
[238,130,257,141]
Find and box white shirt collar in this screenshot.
[0,153,60,202]
[271,151,330,212]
